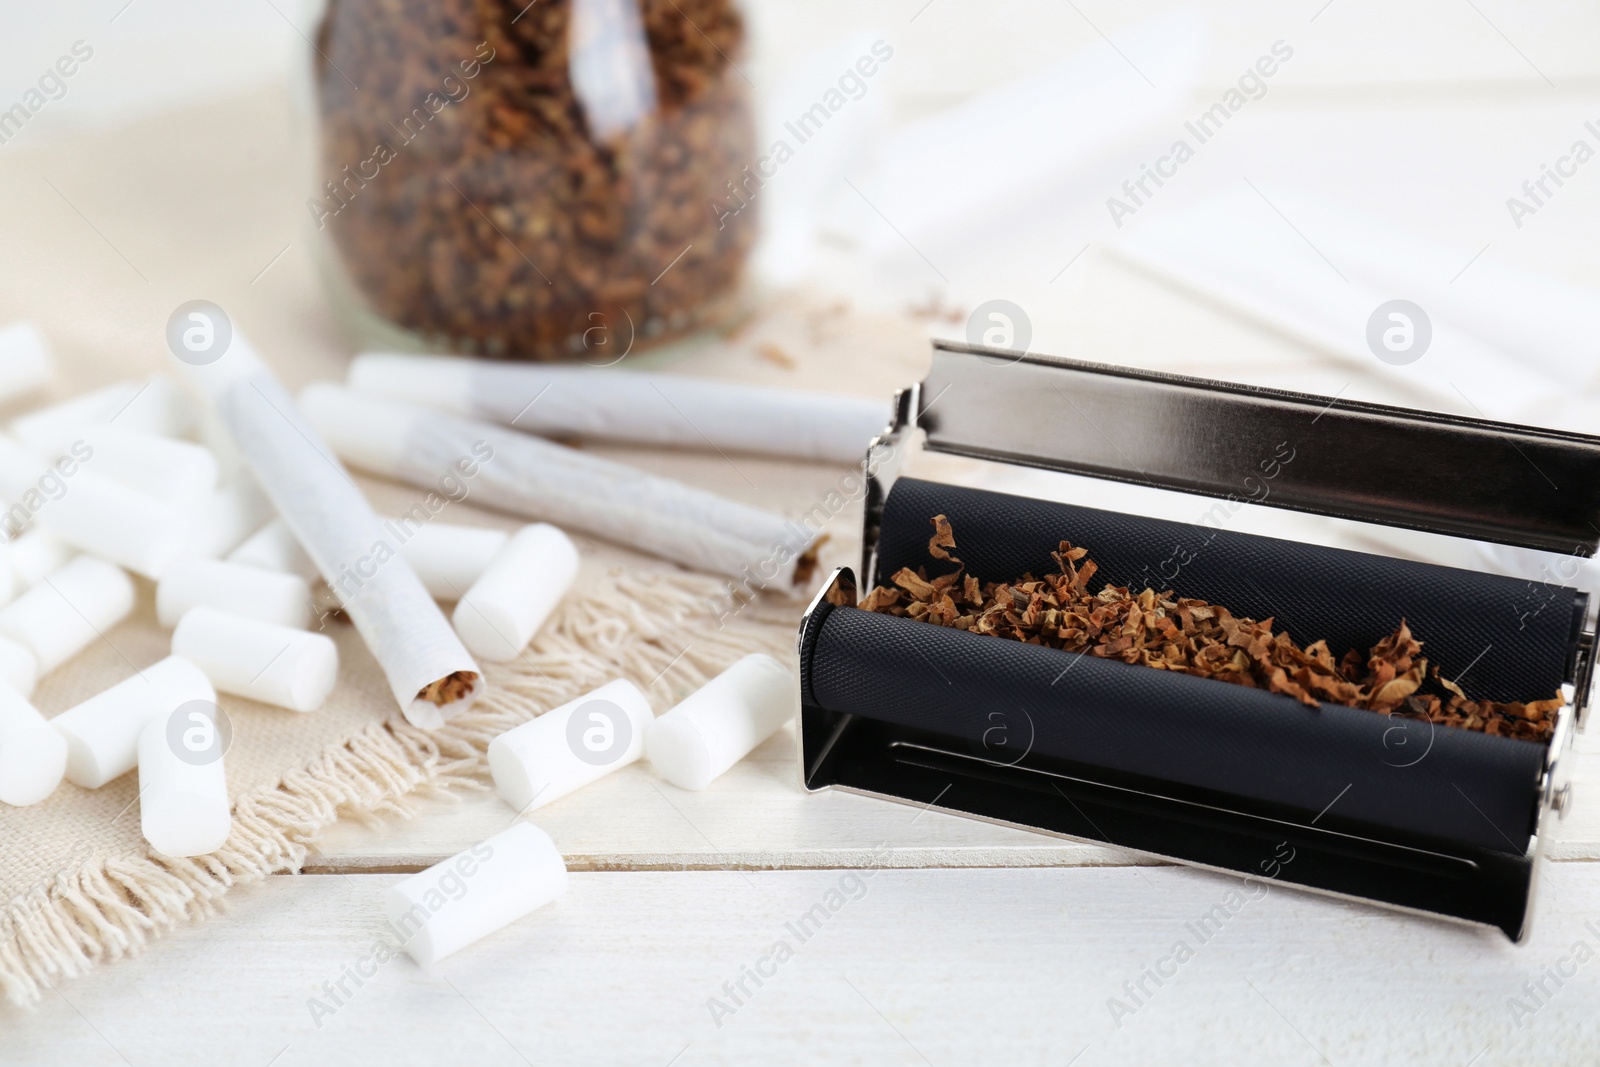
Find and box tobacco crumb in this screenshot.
[858,516,1560,742]
[418,671,480,706]
[904,293,965,324]
[757,342,796,368]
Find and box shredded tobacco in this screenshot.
[859,516,1561,741]
[417,671,480,706]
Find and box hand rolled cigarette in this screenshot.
[170,333,481,728]
[300,385,819,587]
[349,352,889,465]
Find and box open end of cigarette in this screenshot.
[417,670,480,707]
[793,536,828,589]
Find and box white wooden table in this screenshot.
[6,2,1600,1063]
[7,731,1599,1066]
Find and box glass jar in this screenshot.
[305,0,757,361]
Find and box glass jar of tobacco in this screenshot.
[304,0,757,361]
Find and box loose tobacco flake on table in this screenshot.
[858,515,1561,742]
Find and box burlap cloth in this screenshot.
[0,87,931,1006]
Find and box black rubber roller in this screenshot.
[802,478,1577,855]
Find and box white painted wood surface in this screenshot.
[307,725,1600,871]
[10,865,1600,1066]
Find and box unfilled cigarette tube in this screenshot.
[7,528,71,589]
[227,518,318,583]
[34,427,218,504]
[0,434,190,578]
[0,682,66,806]
[137,706,230,857]
[173,607,338,712]
[453,524,578,662]
[0,556,134,674]
[184,479,273,559]
[0,323,53,406]
[11,376,195,452]
[157,558,312,630]
[385,822,567,966]
[382,517,507,600]
[0,635,36,697]
[301,386,817,586]
[172,334,480,727]
[647,654,797,791]
[488,679,653,813]
[350,353,889,465]
[52,655,215,788]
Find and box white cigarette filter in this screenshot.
[40,427,218,504]
[173,607,338,712]
[647,654,798,791]
[137,698,230,857]
[7,527,72,589]
[0,545,15,609]
[0,322,53,406]
[0,556,134,674]
[0,434,190,578]
[171,333,480,727]
[350,353,890,465]
[10,376,196,452]
[385,822,567,967]
[157,557,312,630]
[0,635,36,697]
[184,478,273,559]
[227,518,318,583]
[488,679,653,813]
[11,382,133,452]
[0,681,66,806]
[453,524,578,662]
[301,386,818,587]
[52,654,216,789]
[383,517,507,600]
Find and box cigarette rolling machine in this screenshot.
[798,341,1600,939]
